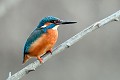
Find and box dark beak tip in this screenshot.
[61,21,77,24]
[72,21,77,23]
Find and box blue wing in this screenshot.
[23,29,45,56]
[23,24,54,60]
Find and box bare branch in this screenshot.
[6,10,120,80]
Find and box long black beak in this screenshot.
[61,21,77,24]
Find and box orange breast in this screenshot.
[29,29,58,57]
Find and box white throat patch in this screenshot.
[52,25,59,30]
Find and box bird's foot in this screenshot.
[37,56,44,63]
[46,49,52,55]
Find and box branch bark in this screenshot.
[6,10,120,80]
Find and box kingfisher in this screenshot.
[23,16,77,64]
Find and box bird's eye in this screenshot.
[50,20,55,23]
[50,20,60,24]
[53,20,58,23]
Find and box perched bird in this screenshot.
[23,16,77,64]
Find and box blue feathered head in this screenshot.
[37,16,60,28]
[37,16,77,28]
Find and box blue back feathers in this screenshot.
[24,29,45,54]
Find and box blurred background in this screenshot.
[0,0,120,80]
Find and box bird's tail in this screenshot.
[22,54,30,64]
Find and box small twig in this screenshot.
[8,72,11,78]
[6,10,120,80]
[114,17,119,21]
[25,69,35,74]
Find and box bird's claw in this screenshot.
[46,50,52,55]
[37,56,44,63]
